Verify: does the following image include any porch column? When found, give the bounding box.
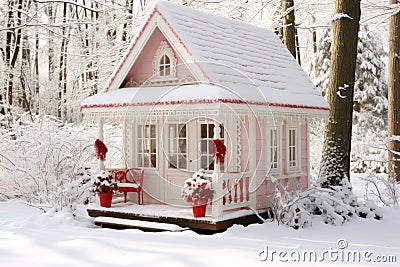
[212,120,223,218]
[249,115,257,209]
[98,117,105,170]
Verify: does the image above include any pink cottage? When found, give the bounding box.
[81,0,329,231]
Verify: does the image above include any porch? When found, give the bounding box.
[88,167,260,231]
[87,200,267,232]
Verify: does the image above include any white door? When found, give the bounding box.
[163,122,193,206]
[163,120,225,206]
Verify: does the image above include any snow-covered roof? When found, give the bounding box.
[81,84,327,112]
[81,0,329,112]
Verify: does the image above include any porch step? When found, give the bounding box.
[94,216,189,232]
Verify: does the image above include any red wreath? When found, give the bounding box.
[94,139,108,161]
[210,139,227,164]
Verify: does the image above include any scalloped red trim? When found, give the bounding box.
[81,98,329,111]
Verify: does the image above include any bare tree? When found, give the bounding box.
[388,0,400,182]
[319,0,361,187]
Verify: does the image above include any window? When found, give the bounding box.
[159,54,171,77]
[200,123,224,171]
[153,41,176,80]
[168,124,187,169]
[268,127,280,171]
[137,124,157,168]
[287,127,298,170]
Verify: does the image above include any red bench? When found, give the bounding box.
[114,168,144,205]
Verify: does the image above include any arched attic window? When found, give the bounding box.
[159,54,171,77]
[153,41,177,80]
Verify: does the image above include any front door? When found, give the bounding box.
[163,120,224,206]
[163,122,192,206]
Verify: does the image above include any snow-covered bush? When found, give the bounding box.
[0,114,96,212]
[362,174,399,206]
[271,176,382,229]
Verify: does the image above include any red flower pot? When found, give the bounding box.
[192,203,207,217]
[98,192,113,208]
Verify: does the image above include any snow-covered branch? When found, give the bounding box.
[33,0,102,12]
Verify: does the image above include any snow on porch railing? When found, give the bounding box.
[211,172,252,218]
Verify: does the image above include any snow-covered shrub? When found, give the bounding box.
[68,165,95,208]
[0,114,96,212]
[271,176,382,229]
[362,174,399,207]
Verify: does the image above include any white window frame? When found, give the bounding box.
[199,122,225,171]
[137,124,157,169]
[167,123,188,170]
[266,125,281,173]
[286,125,300,172]
[153,41,177,80]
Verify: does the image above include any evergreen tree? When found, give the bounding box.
[309,26,388,119]
[310,26,388,174]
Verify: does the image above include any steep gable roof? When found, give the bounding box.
[82,0,329,111]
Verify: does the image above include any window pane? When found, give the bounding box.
[144,140,150,153]
[179,139,186,153]
[178,155,187,169]
[179,124,186,137]
[143,154,150,167]
[151,154,157,168]
[208,157,214,170]
[165,55,170,64]
[208,124,214,138]
[144,125,150,138]
[201,156,208,169]
[138,141,143,153]
[165,67,170,76]
[201,124,207,138]
[150,125,156,138]
[200,140,208,153]
[151,140,157,153]
[169,155,177,169]
[170,139,177,153]
[169,125,176,137]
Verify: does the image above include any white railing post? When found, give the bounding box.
[212,120,223,218]
[98,117,105,170]
[249,116,257,209]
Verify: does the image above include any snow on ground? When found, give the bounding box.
[0,175,399,267]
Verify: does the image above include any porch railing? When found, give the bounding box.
[211,172,252,218]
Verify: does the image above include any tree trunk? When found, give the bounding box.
[122,0,134,42]
[295,26,301,65]
[45,4,56,82]
[58,2,69,120]
[281,0,296,59]
[319,0,361,187]
[4,0,24,113]
[388,0,400,182]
